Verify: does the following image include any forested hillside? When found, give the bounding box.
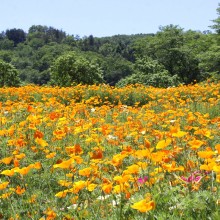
[0,4,220,87]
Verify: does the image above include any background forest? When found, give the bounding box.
[0,4,220,87]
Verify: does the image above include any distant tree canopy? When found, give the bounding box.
[0,59,20,87]
[133,25,202,84]
[26,25,67,50]
[116,57,180,87]
[210,3,220,34]
[5,28,26,46]
[50,52,104,86]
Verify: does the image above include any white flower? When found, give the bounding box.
[91,108,96,113]
[170,120,176,123]
[67,204,78,210]
[169,203,181,211]
[140,130,146,135]
[107,135,118,140]
[97,195,111,200]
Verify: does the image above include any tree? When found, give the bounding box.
[27,25,66,45]
[99,43,116,56]
[102,55,134,85]
[78,35,100,51]
[210,3,220,34]
[182,30,220,81]
[0,38,14,50]
[116,57,180,88]
[6,28,26,46]
[133,25,201,83]
[197,44,220,80]
[0,60,20,87]
[50,52,103,86]
[0,50,13,62]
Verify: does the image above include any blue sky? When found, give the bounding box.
[0,0,219,37]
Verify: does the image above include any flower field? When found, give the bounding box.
[0,83,220,219]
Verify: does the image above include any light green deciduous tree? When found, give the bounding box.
[50,52,103,86]
[0,60,20,87]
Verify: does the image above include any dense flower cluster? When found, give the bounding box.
[0,82,219,219]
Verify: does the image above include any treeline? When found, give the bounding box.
[0,5,220,87]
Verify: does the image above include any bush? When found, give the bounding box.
[0,59,20,87]
[116,57,181,87]
[50,52,104,86]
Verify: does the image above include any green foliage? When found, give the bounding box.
[133,25,201,84]
[5,28,26,46]
[19,68,50,85]
[116,57,181,87]
[0,50,13,62]
[0,59,20,87]
[50,52,104,86]
[102,55,134,85]
[0,38,14,50]
[27,25,66,44]
[210,3,220,34]
[99,43,117,56]
[134,56,166,73]
[197,44,220,78]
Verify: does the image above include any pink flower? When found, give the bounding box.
[181,175,202,183]
[137,176,148,184]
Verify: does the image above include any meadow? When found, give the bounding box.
[0,82,220,220]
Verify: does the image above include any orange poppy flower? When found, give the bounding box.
[0,192,12,199]
[53,129,66,140]
[34,130,44,139]
[200,161,216,171]
[90,148,103,159]
[49,112,60,120]
[1,156,13,165]
[74,144,83,154]
[113,183,130,194]
[46,152,56,159]
[43,208,57,220]
[124,164,139,175]
[213,165,220,173]
[15,186,25,195]
[15,153,26,160]
[13,158,19,167]
[156,139,172,150]
[215,144,220,154]
[35,138,48,147]
[1,169,15,177]
[131,199,155,213]
[162,161,185,172]
[27,105,33,112]
[66,144,83,155]
[0,181,9,190]
[14,167,31,175]
[198,150,215,159]
[79,167,92,177]
[70,180,86,194]
[188,139,204,150]
[53,158,74,169]
[55,190,67,198]
[28,162,41,169]
[102,183,113,194]
[194,129,212,138]
[172,130,187,138]
[111,154,127,167]
[87,183,97,192]
[114,174,132,184]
